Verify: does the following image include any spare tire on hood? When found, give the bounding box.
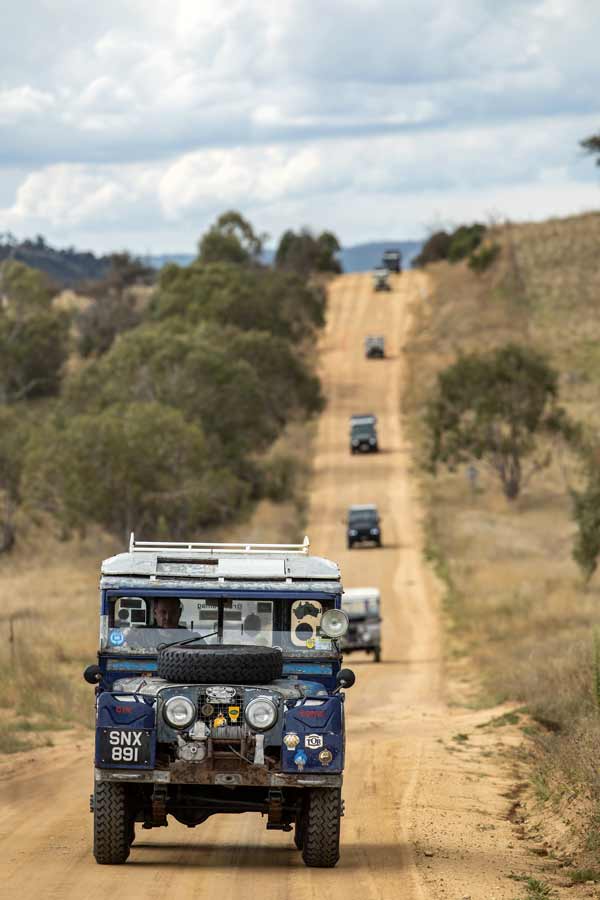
[157,643,283,684]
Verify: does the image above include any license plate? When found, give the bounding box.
[97,728,153,766]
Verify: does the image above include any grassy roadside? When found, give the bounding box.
[403,212,600,864]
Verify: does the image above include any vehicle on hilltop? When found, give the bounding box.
[346,505,382,549]
[85,535,355,868]
[341,588,382,663]
[381,249,402,273]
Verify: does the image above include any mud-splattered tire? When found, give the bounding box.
[157,644,283,684]
[301,788,342,868]
[93,782,133,865]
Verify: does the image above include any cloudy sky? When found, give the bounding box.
[1,0,599,252]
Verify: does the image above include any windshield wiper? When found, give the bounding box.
[157,631,218,652]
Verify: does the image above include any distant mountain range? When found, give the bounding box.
[144,240,423,274]
[0,237,423,287]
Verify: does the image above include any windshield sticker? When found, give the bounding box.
[314,638,333,650]
[109,629,125,647]
[291,599,323,648]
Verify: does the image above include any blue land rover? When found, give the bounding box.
[85,535,354,868]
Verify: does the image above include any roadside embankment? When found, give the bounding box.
[403,211,600,877]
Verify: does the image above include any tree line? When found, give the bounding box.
[0,212,341,550]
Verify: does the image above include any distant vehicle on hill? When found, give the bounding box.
[381,249,402,273]
[365,336,385,359]
[372,267,391,292]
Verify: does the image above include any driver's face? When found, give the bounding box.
[154,598,181,628]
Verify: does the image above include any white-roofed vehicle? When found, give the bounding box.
[372,267,391,292]
[83,534,356,868]
[381,249,402,274]
[364,335,385,359]
[341,588,381,663]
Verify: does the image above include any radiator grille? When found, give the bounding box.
[197,689,244,739]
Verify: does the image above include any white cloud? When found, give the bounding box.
[0,0,598,249]
[3,166,147,229]
[0,86,55,124]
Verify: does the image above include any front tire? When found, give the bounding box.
[301,787,342,868]
[294,813,305,850]
[94,781,134,865]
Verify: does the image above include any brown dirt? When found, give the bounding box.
[0,272,559,899]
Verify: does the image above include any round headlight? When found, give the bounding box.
[245,696,277,731]
[321,608,349,638]
[163,695,196,729]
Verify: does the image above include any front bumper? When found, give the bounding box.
[95,766,342,788]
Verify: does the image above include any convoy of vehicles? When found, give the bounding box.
[341,588,382,663]
[84,276,392,870]
[86,535,355,869]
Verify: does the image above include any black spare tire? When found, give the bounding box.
[157,644,283,684]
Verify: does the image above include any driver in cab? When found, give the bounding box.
[153,597,184,628]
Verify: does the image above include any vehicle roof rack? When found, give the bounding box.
[128,533,311,556]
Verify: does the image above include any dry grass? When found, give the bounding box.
[404,210,600,861]
[0,528,118,751]
[0,417,314,753]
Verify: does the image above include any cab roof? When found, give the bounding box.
[100,534,341,593]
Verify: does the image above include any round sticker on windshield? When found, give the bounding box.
[109,629,125,646]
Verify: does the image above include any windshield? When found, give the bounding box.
[349,512,378,525]
[103,594,338,656]
[351,424,375,437]
[342,594,379,618]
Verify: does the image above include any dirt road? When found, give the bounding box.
[0,273,530,900]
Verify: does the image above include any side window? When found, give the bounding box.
[113,597,148,627]
[290,599,323,647]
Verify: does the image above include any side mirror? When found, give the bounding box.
[336,668,356,691]
[83,664,102,685]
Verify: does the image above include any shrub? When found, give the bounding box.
[412,231,452,267]
[426,344,569,500]
[0,260,70,401]
[275,228,342,276]
[447,223,486,263]
[468,242,501,273]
